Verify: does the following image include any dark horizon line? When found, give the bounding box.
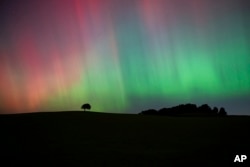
[0,110,250,117]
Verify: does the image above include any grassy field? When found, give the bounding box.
[0,111,249,166]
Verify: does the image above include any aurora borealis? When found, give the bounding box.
[0,0,250,114]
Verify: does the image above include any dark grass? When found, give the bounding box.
[0,111,249,166]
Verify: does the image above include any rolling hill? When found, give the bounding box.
[0,111,249,166]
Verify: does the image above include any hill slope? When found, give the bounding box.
[0,111,249,166]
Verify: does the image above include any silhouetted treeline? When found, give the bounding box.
[139,104,227,116]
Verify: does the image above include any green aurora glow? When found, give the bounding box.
[0,0,249,114]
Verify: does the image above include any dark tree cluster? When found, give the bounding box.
[139,104,227,116]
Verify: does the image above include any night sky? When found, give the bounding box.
[0,0,250,115]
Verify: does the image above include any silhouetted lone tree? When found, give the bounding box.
[81,103,91,111]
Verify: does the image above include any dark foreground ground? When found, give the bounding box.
[0,111,249,167]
